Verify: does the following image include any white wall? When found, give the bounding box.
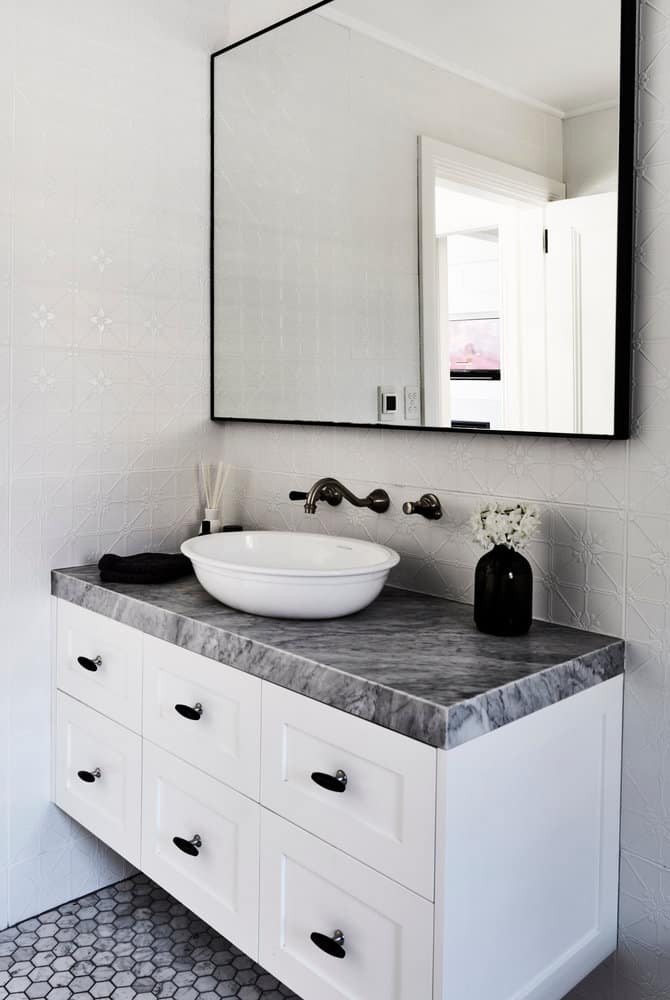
[563,106,619,197]
[214,7,563,425]
[220,2,670,998]
[0,0,228,927]
[0,4,665,999]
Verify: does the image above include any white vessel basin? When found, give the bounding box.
[181,531,400,619]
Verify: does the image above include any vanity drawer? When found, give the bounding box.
[141,741,260,959]
[55,692,141,866]
[259,811,433,1000]
[260,684,437,899]
[56,600,143,732]
[143,635,261,799]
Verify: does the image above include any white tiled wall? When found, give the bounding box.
[220,1,670,997]
[213,10,563,425]
[0,0,228,927]
[1,1,668,997]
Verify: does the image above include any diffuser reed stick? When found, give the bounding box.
[200,462,230,533]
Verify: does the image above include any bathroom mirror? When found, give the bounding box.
[211,0,635,438]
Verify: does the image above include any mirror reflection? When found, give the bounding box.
[213,0,626,435]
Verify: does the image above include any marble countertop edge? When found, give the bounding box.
[444,640,624,749]
[51,569,448,741]
[51,568,624,751]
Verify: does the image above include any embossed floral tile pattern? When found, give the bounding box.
[1,0,670,993]
[0,0,225,930]
[217,0,670,995]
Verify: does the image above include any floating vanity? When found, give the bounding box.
[51,567,624,1000]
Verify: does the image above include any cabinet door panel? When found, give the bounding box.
[55,692,141,865]
[142,742,260,959]
[261,682,436,899]
[259,811,433,1000]
[57,600,143,732]
[143,635,261,799]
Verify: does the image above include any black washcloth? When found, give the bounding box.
[98,552,194,585]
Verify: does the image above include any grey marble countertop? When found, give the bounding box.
[52,566,624,750]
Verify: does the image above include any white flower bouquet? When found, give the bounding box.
[470,501,539,552]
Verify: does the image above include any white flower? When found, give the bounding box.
[470,501,539,552]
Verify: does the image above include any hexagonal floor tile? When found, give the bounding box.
[0,875,301,999]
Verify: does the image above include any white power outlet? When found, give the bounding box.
[404,386,420,420]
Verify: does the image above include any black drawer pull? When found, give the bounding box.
[174,702,203,721]
[173,834,202,857]
[311,769,348,793]
[311,930,346,959]
[77,655,102,672]
[77,768,101,783]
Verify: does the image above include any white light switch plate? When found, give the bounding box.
[378,386,400,421]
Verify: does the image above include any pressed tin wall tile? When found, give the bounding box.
[219,0,670,996]
[0,0,228,929]
[0,4,669,1000]
[616,851,670,999]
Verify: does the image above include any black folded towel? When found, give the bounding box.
[98,552,194,585]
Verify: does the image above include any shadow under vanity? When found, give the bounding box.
[51,567,624,1000]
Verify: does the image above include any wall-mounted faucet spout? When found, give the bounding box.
[290,478,390,515]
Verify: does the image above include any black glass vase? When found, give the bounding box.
[474,544,533,636]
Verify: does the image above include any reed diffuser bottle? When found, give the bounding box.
[199,462,230,534]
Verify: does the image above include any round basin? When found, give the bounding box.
[181,531,400,619]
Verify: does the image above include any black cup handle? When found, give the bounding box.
[173,835,202,857]
[311,769,348,793]
[77,655,102,672]
[310,930,346,959]
[174,703,203,721]
[78,768,101,783]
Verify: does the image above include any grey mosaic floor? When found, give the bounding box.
[0,874,301,999]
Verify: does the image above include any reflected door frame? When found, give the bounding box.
[418,137,565,428]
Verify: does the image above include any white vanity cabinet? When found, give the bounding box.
[55,691,142,866]
[260,681,437,899]
[259,811,434,1000]
[52,597,623,1000]
[56,599,143,732]
[141,740,261,958]
[142,634,261,798]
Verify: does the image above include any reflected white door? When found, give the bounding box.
[544,192,618,434]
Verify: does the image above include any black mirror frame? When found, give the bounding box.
[210,0,637,441]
